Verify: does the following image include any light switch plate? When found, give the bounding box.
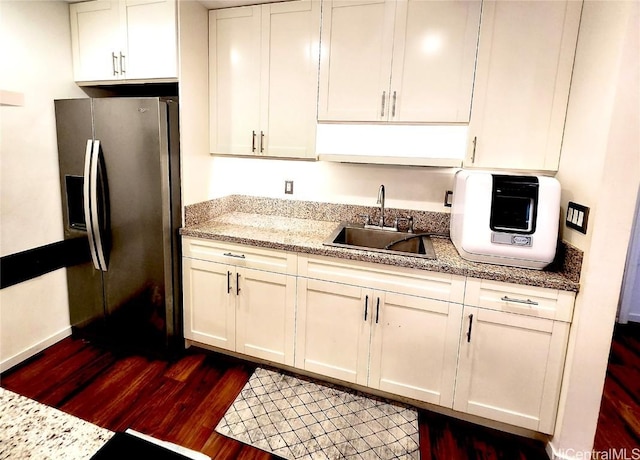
[566,201,589,234]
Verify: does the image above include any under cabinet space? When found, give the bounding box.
[209,1,320,158]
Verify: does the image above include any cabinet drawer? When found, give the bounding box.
[464,278,575,322]
[298,254,465,304]
[182,237,297,275]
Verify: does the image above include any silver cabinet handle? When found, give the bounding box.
[119,51,126,75]
[252,131,256,152]
[236,272,241,295]
[381,91,386,117]
[112,52,119,76]
[223,252,245,259]
[364,295,369,321]
[391,91,397,118]
[471,136,477,163]
[467,313,474,342]
[501,296,539,306]
[260,131,265,153]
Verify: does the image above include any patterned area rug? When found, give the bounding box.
[215,368,419,459]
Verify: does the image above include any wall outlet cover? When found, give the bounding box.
[284,180,294,195]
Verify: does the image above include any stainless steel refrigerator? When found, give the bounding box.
[54,97,182,356]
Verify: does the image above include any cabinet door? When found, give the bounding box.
[466,0,581,171]
[123,0,177,80]
[260,1,320,158]
[390,0,481,122]
[70,0,122,82]
[295,279,371,386]
[235,268,296,366]
[209,7,261,154]
[453,307,569,433]
[317,0,396,121]
[368,292,462,407]
[182,258,235,351]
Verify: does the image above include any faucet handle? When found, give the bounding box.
[396,216,414,233]
[358,214,371,226]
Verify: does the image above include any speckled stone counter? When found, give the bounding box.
[0,387,113,459]
[181,196,581,292]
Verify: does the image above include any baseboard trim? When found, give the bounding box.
[0,327,72,373]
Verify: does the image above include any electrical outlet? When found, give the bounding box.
[284,180,294,195]
[566,201,589,234]
[444,190,453,207]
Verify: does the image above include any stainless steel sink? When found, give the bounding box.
[323,224,436,259]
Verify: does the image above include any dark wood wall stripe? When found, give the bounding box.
[0,238,91,289]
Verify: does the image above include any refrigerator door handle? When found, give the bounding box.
[83,139,101,271]
[83,139,107,271]
[90,140,108,271]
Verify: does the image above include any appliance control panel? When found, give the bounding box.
[491,232,533,247]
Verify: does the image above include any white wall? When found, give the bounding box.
[0,1,85,371]
[207,157,457,212]
[549,1,640,458]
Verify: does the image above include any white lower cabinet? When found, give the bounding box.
[182,239,576,434]
[182,238,296,366]
[453,279,574,434]
[295,256,465,408]
[368,291,462,407]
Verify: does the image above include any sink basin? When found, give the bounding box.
[323,224,436,259]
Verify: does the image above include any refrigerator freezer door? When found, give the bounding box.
[92,98,174,350]
[54,99,105,330]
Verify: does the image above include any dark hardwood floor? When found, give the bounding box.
[594,321,640,451]
[1,337,550,459]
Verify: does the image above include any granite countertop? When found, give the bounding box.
[180,210,580,292]
[0,387,113,459]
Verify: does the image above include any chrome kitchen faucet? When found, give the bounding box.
[377,184,385,227]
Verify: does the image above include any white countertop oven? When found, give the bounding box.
[450,170,561,270]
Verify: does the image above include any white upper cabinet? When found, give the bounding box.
[318,0,481,123]
[69,1,122,82]
[466,0,582,171]
[123,0,178,80]
[69,0,177,83]
[209,1,321,158]
[209,6,262,155]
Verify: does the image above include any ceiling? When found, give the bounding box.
[196,0,282,9]
[64,0,284,9]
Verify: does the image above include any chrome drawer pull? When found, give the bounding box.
[501,296,539,306]
[223,252,246,259]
